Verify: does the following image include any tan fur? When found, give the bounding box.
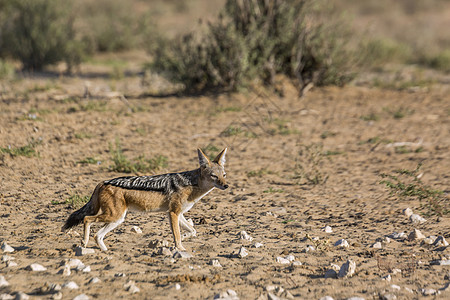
[75,148,228,251]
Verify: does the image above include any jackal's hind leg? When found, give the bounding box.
[94,210,127,251]
[179,214,196,240]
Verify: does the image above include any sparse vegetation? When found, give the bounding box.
[109,139,168,174]
[263,187,284,193]
[65,193,90,208]
[294,143,329,185]
[150,0,356,94]
[78,157,101,165]
[1,139,41,157]
[247,168,275,178]
[380,163,448,216]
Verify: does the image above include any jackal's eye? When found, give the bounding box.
[223,173,227,178]
[211,174,218,180]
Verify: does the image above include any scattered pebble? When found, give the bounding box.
[81,265,91,272]
[372,242,382,249]
[433,236,448,247]
[88,277,101,284]
[75,247,95,256]
[114,273,126,277]
[423,236,437,245]
[390,285,401,291]
[389,232,406,240]
[408,229,425,241]
[124,280,140,294]
[431,259,450,266]
[338,260,356,278]
[58,264,71,276]
[148,239,169,249]
[253,242,264,248]
[240,231,253,241]
[392,268,402,275]
[237,247,248,258]
[421,288,440,296]
[73,294,89,300]
[381,293,396,300]
[27,263,47,272]
[410,214,426,224]
[303,245,316,253]
[130,226,142,234]
[65,258,84,269]
[14,292,29,300]
[0,276,9,287]
[276,256,291,264]
[292,261,302,266]
[214,289,239,300]
[382,274,391,281]
[174,283,181,290]
[173,251,193,259]
[62,281,79,290]
[319,297,334,300]
[1,255,14,262]
[210,259,222,267]
[334,239,349,248]
[403,207,413,217]
[6,261,17,268]
[324,264,340,279]
[1,242,14,253]
[323,226,333,233]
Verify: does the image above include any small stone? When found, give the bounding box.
[6,261,17,268]
[421,288,439,296]
[381,294,396,300]
[431,259,450,265]
[390,285,401,291]
[240,231,253,241]
[2,255,14,262]
[88,277,101,284]
[391,268,402,275]
[81,265,91,272]
[174,283,181,290]
[270,207,287,214]
[14,292,29,300]
[433,236,449,247]
[285,254,295,262]
[276,256,290,264]
[323,226,333,233]
[382,274,391,281]
[372,242,382,249]
[324,269,338,279]
[62,281,79,289]
[51,292,62,300]
[389,232,406,240]
[114,273,126,277]
[1,242,14,253]
[27,263,47,272]
[124,281,140,294]
[173,251,193,259]
[383,237,391,243]
[130,226,142,234]
[210,259,222,267]
[73,294,89,300]
[408,229,425,241]
[237,247,248,258]
[253,242,263,248]
[320,297,334,300]
[334,239,349,248]
[65,258,83,269]
[303,245,316,252]
[58,264,71,276]
[0,294,14,300]
[292,261,302,266]
[338,260,356,278]
[148,239,169,249]
[75,247,95,256]
[404,287,414,294]
[0,276,9,287]
[423,236,437,244]
[403,208,413,217]
[159,247,173,256]
[410,214,426,224]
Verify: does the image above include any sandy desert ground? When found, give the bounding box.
[0,60,449,300]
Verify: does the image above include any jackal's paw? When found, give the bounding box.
[175,244,186,251]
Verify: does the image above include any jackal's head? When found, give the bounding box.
[197,148,228,190]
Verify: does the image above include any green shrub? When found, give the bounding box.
[0,0,85,71]
[150,0,356,93]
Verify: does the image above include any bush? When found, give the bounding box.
[0,0,85,71]
[150,0,356,93]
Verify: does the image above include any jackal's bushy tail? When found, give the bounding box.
[61,184,100,231]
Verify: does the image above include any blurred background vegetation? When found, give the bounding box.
[0,0,449,93]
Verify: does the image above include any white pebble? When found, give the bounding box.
[253,242,263,248]
[408,229,425,240]
[237,247,248,258]
[239,231,253,241]
[403,208,413,217]
[421,288,439,296]
[173,251,193,259]
[410,214,426,224]
[174,283,181,290]
[323,226,333,233]
[81,265,91,272]
[303,245,316,252]
[276,257,291,264]
[334,239,349,248]
[372,242,382,249]
[27,263,47,272]
[1,255,14,262]
[0,276,9,287]
[1,242,14,253]
[131,226,142,234]
[73,294,89,300]
[382,274,391,281]
[59,264,71,276]
[390,284,401,291]
[6,261,17,268]
[88,277,101,284]
[338,260,356,278]
[210,259,222,267]
[62,281,79,289]
[389,232,406,240]
[65,258,83,268]
[320,297,334,300]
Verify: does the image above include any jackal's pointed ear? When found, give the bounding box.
[213,148,227,166]
[197,148,211,167]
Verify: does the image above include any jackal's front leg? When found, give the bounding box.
[168,211,185,251]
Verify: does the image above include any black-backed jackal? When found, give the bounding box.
[62,148,228,251]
